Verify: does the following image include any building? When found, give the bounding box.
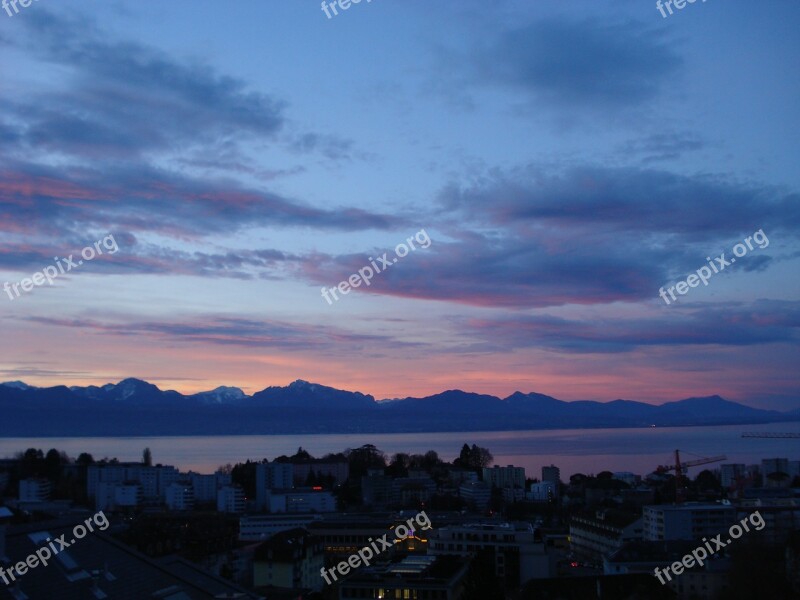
[643,503,736,541]
[266,488,336,513]
[362,471,392,507]
[307,515,411,564]
[502,488,526,503]
[542,465,561,484]
[569,510,643,563]
[95,482,143,511]
[18,478,52,503]
[459,481,491,510]
[165,482,195,511]
[735,500,800,545]
[255,462,294,510]
[527,481,558,503]
[253,527,324,592]
[338,555,468,600]
[217,485,246,514]
[391,476,437,507]
[447,469,478,485]
[483,465,525,489]
[720,464,747,489]
[429,522,552,586]
[762,458,791,486]
[190,471,232,503]
[0,516,262,599]
[239,514,323,542]
[87,463,181,500]
[604,540,732,599]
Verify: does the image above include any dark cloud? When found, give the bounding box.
[294,165,796,308]
[23,315,412,352]
[5,10,284,159]
[470,18,681,109]
[298,234,671,308]
[0,159,402,243]
[289,133,357,161]
[621,132,706,163]
[440,166,800,241]
[459,300,800,353]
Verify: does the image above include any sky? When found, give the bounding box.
[0,0,798,409]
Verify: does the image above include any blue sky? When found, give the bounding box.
[1,0,798,408]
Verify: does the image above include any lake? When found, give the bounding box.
[1,422,798,477]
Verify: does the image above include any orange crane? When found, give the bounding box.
[742,432,800,438]
[656,450,726,503]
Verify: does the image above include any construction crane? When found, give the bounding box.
[742,432,800,438]
[655,450,727,504]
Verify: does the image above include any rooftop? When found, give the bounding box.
[0,518,261,599]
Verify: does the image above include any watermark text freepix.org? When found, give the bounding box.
[321,229,431,305]
[4,234,119,301]
[321,0,372,20]
[659,229,768,305]
[656,0,708,19]
[320,510,431,585]
[3,0,40,18]
[653,510,764,585]
[0,510,110,586]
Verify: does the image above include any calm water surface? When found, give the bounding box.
[2,422,798,477]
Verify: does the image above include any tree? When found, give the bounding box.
[458,444,471,466]
[77,453,95,466]
[423,450,442,470]
[142,447,152,466]
[344,444,386,480]
[386,453,411,478]
[294,447,312,461]
[694,469,721,492]
[469,444,493,469]
[44,449,63,481]
[18,448,44,478]
[454,444,493,471]
[231,460,258,497]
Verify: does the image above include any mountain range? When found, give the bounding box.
[0,378,797,436]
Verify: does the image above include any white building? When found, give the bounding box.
[217,485,246,514]
[19,478,52,503]
[88,463,181,500]
[95,482,143,511]
[165,482,195,511]
[256,462,294,510]
[569,511,643,563]
[190,471,233,503]
[482,465,526,489]
[643,503,736,541]
[527,481,558,502]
